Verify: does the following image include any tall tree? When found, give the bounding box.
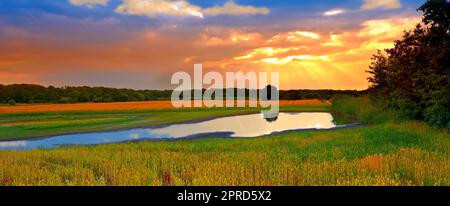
[367,0,449,127]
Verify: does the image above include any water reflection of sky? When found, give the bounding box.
[152,112,336,138]
[0,112,337,150]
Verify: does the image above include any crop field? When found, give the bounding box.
[0,100,325,114]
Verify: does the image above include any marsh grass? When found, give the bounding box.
[331,96,398,124]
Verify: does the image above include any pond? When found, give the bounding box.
[0,112,350,150]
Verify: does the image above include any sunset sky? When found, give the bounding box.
[0,0,425,90]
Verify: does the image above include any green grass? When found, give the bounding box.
[0,99,448,186]
[0,120,448,186]
[331,96,398,124]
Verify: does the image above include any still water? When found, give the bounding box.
[0,112,342,150]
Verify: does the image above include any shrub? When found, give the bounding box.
[58,97,74,104]
[331,96,397,124]
[7,99,16,106]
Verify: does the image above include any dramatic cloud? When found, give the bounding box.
[236,17,418,64]
[114,0,269,18]
[323,9,345,16]
[4,1,424,89]
[203,1,270,16]
[294,31,320,39]
[69,0,109,8]
[0,15,419,89]
[266,31,320,44]
[358,17,419,38]
[197,28,262,46]
[222,16,419,89]
[361,0,401,10]
[115,0,204,18]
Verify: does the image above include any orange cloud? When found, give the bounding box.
[0,13,420,90]
[215,16,420,89]
[197,28,262,46]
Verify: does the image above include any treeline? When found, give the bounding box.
[0,84,364,104]
[366,0,449,127]
[279,89,366,100]
[0,84,172,104]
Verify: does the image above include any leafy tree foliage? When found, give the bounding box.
[367,0,449,127]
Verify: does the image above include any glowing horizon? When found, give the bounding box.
[0,0,423,90]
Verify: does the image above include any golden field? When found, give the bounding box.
[0,100,325,114]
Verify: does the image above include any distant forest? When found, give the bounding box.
[0,84,365,104]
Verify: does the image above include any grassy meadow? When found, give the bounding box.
[0,98,448,186]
